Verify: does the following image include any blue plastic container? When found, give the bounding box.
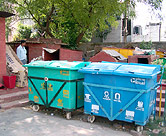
[79,62,160,126]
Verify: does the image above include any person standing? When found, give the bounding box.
[16,40,27,65]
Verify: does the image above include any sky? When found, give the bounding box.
[133,0,166,39]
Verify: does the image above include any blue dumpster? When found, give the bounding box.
[79,62,160,126]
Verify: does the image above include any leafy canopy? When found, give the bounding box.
[0,0,163,48]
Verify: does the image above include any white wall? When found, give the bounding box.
[103,20,122,43]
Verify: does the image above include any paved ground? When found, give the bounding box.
[0,107,132,136]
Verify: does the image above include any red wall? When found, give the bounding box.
[59,48,83,61]
[28,43,60,61]
[14,43,61,62]
[0,17,6,82]
[89,51,117,62]
[128,55,152,64]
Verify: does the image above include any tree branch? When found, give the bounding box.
[45,4,55,37]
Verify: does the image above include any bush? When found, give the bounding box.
[18,24,32,39]
[139,40,152,49]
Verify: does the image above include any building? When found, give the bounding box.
[7,38,65,63]
[94,2,166,43]
[0,11,14,83]
[103,18,133,43]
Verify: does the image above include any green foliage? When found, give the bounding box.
[18,24,32,39]
[0,0,163,48]
[147,0,163,10]
[0,0,127,48]
[139,40,153,49]
[13,24,32,40]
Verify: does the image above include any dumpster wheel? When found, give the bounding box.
[88,115,95,123]
[136,125,143,132]
[66,112,72,120]
[32,105,40,112]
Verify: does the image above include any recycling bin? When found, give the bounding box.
[79,62,160,126]
[24,61,90,119]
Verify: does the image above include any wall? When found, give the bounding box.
[103,19,133,43]
[103,20,122,43]
[28,43,61,62]
[78,42,166,61]
[89,51,117,62]
[43,48,83,61]
[13,43,61,62]
[59,48,83,61]
[0,17,6,82]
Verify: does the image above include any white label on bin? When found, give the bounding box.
[114,93,121,103]
[91,104,99,114]
[103,91,110,100]
[125,110,135,120]
[136,101,144,111]
[85,94,91,102]
[130,78,145,85]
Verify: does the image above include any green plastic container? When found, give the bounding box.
[152,58,166,79]
[24,61,90,116]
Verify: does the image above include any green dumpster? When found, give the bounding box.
[152,58,166,79]
[24,61,90,119]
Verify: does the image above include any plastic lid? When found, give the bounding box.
[24,61,90,70]
[79,62,160,78]
[78,63,121,74]
[24,61,54,67]
[114,65,159,78]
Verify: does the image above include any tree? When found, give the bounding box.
[13,23,32,40]
[0,0,163,48]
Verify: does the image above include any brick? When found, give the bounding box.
[0,86,29,110]
[0,17,6,83]
[0,86,28,95]
[128,55,156,64]
[59,48,82,61]
[11,40,61,62]
[0,91,28,104]
[0,98,29,110]
[89,51,117,62]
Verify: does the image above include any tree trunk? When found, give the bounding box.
[45,28,55,38]
[76,32,85,45]
[123,17,128,43]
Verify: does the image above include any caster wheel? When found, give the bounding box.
[136,126,143,132]
[66,112,72,120]
[30,104,33,109]
[32,105,40,112]
[149,115,154,122]
[88,115,95,123]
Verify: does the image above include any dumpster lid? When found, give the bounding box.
[48,61,89,70]
[78,63,121,74]
[24,61,54,67]
[113,64,160,78]
[79,62,160,78]
[24,61,90,70]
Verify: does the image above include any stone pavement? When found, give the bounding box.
[0,107,132,136]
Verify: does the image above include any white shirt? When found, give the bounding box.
[16,45,27,60]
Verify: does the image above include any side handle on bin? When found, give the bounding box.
[128,71,134,74]
[154,83,160,90]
